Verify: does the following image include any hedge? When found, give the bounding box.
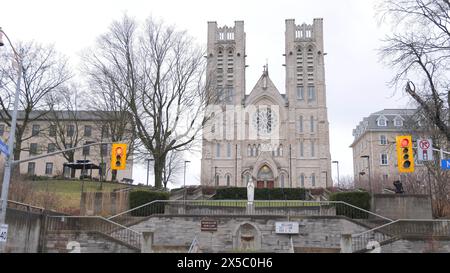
[129,190,170,216]
[213,187,306,200]
[329,191,371,219]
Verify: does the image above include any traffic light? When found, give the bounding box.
[111,143,127,170]
[396,136,414,173]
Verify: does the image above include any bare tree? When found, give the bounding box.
[44,84,86,178]
[162,150,184,189]
[378,0,450,144]
[0,41,71,176]
[83,15,215,188]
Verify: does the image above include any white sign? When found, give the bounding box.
[275,222,299,234]
[0,224,8,243]
[418,139,433,161]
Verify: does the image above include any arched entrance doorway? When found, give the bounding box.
[257,165,274,189]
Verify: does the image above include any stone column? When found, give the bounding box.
[141,232,154,253]
[340,234,352,253]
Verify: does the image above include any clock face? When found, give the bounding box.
[252,107,278,136]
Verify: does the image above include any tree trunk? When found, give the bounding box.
[153,158,165,189]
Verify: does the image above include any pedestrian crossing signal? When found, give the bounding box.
[111,143,127,170]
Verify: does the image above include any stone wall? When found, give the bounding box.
[129,215,369,253]
[4,208,43,253]
[373,194,432,219]
[44,231,138,253]
[381,238,450,253]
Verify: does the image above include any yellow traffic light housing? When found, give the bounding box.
[396,136,415,173]
[111,143,127,170]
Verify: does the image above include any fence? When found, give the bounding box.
[107,200,393,227]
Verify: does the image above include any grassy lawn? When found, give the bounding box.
[30,180,147,210]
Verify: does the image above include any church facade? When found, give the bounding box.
[201,19,332,189]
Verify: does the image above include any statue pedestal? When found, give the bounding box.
[246,203,254,215]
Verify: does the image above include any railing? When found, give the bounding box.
[7,200,46,214]
[107,200,393,227]
[188,236,200,253]
[45,216,142,250]
[352,219,450,252]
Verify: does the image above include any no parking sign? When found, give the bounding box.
[418,139,433,161]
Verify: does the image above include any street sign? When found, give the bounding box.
[275,222,299,234]
[0,139,9,157]
[418,139,433,161]
[441,160,450,170]
[0,224,8,243]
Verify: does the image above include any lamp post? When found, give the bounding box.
[361,155,374,210]
[332,161,340,188]
[183,161,191,203]
[0,27,23,252]
[146,158,154,187]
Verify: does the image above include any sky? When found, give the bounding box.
[1,0,414,188]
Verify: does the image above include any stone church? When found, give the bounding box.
[201,19,332,189]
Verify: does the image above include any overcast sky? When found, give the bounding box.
[1,0,414,188]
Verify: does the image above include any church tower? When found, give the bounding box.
[285,19,332,188]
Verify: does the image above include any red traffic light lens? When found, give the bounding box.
[116,147,123,156]
[401,139,409,148]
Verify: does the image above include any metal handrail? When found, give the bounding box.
[353,219,450,237]
[107,199,394,223]
[188,236,199,253]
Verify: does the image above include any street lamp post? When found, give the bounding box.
[183,161,191,203]
[361,155,374,210]
[332,161,340,188]
[146,158,154,187]
[0,28,23,252]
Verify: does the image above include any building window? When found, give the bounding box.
[394,117,403,127]
[278,145,283,157]
[280,174,285,188]
[381,154,388,165]
[227,143,232,158]
[30,143,38,155]
[247,145,252,157]
[377,117,387,127]
[101,144,108,157]
[47,143,56,153]
[84,125,92,137]
[83,142,92,156]
[63,166,71,178]
[0,124,4,137]
[101,125,109,138]
[308,86,316,101]
[298,116,304,133]
[49,125,56,137]
[32,124,40,136]
[215,175,219,186]
[311,140,315,157]
[297,86,304,100]
[299,141,304,158]
[311,173,316,187]
[67,124,75,137]
[27,162,36,176]
[310,116,314,133]
[300,174,305,188]
[216,143,221,158]
[380,135,387,145]
[45,162,53,175]
[226,174,231,187]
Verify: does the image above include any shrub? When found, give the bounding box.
[329,191,371,219]
[213,187,306,200]
[129,190,169,216]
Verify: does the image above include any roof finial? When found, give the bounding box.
[263,59,269,76]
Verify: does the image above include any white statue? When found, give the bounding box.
[247,179,255,205]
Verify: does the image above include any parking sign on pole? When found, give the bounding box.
[418,139,433,161]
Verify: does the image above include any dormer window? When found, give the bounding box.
[377,116,387,127]
[394,116,403,127]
